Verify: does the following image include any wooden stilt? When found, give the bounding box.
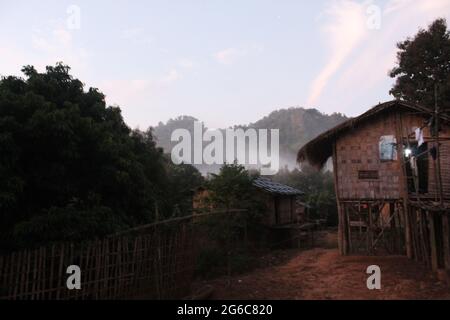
[428,211,439,272]
[441,213,450,272]
[368,205,373,253]
[345,205,352,254]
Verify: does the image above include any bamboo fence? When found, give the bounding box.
[0,221,195,300]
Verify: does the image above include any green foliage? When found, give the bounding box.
[273,165,337,226]
[206,162,266,229]
[193,163,265,278]
[12,205,121,248]
[0,63,203,250]
[164,160,204,216]
[390,18,450,113]
[199,162,264,239]
[207,162,258,209]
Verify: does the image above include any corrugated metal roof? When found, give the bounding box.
[253,177,303,196]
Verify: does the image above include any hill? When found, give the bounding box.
[153,108,348,173]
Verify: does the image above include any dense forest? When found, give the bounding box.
[0,64,203,251]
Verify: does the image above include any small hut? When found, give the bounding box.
[252,177,305,226]
[252,177,314,248]
[192,177,311,248]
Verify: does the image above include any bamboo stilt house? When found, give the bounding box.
[297,100,450,275]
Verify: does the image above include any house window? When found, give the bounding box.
[379,135,397,161]
[358,170,379,180]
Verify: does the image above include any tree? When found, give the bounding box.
[200,162,265,242]
[195,163,264,277]
[273,165,338,226]
[390,18,450,114]
[164,160,204,217]
[0,63,202,250]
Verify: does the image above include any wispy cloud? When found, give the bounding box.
[213,47,246,65]
[101,79,152,106]
[0,45,29,77]
[0,20,89,78]
[101,67,184,108]
[160,68,182,84]
[120,27,153,45]
[30,23,89,73]
[307,0,369,106]
[309,0,450,115]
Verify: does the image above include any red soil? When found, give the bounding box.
[196,232,450,300]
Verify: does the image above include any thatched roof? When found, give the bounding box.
[297,100,450,169]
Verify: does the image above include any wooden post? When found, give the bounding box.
[434,84,444,205]
[395,112,413,259]
[428,211,439,272]
[368,205,374,253]
[442,213,450,272]
[346,205,352,254]
[332,142,346,255]
[409,207,419,261]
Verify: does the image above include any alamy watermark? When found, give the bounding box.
[66,5,81,30]
[170,121,280,175]
[66,265,81,290]
[366,265,381,290]
[366,4,381,30]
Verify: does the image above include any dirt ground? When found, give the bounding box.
[194,231,450,300]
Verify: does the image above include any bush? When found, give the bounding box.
[12,205,124,248]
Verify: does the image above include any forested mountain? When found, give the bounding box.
[153,108,348,173]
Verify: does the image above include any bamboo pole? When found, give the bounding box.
[428,211,439,272]
[442,213,450,272]
[13,251,21,300]
[332,142,346,255]
[396,112,413,259]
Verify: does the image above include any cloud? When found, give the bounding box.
[383,0,411,15]
[160,68,182,84]
[101,79,152,107]
[0,22,89,78]
[345,0,450,91]
[101,67,183,108]
[30,24,89,73]
[178,58,194,69]
[213,48,246,65]
[310,0,450,115]
[307,0,369,106]
[120,27,153,45]
[32,27,72,53]
[0,45,29,77]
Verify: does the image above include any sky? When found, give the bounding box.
[1,0,450,130]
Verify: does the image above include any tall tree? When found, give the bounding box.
[390,18,450,113]
[0,63,202,250]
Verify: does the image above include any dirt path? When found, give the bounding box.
[196,233,450,300]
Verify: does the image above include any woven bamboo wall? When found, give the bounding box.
[335,110,450,200]
[335,111,401,199]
